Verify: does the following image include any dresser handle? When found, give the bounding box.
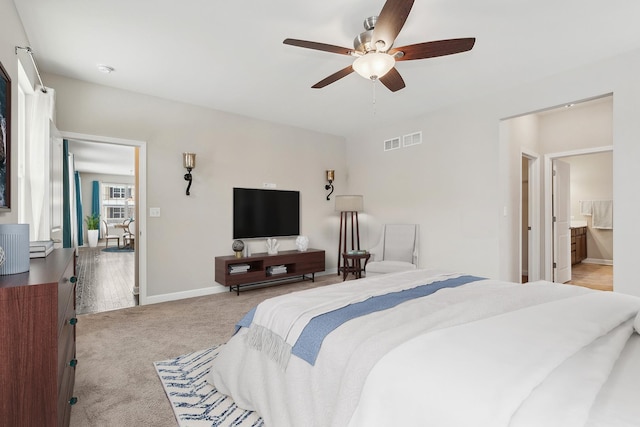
[69,359,78,368]
[70,276,77,283]
[69,397,78,406]
[69,317,78,326]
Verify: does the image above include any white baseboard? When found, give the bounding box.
[141,270,336,306]
[142,284,227,306]
[582,258,613,266]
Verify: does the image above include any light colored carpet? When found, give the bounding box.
[70,274,347,427]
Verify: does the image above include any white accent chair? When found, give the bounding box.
[366,224,419,276]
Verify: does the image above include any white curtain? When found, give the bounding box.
[67,153,77,249]
[24,85,55,241]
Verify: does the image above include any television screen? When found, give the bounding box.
[233,188,300,239]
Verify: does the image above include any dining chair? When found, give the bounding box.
[122,219,135,249]
[101,220,120,248]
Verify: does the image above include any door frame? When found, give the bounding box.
[552,159,572,283]
[521,149,541,282]
[543,145,613,281]
[60,131,148,305]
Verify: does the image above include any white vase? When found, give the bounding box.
[87,229,99,248]
[296,236,309,252]
[266,238,279,255]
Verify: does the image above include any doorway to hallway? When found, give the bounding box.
[76,245,136,314]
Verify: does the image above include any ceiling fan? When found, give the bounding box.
[283,0,475,92]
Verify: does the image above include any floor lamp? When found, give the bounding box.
[335,195,364,275]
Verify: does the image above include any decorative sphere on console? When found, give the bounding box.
[232,240,245,257]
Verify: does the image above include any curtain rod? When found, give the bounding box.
[15,46,47,93]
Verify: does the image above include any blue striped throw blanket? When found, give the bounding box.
[236,272,484,368]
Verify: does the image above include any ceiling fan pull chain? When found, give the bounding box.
[372,79,377,116]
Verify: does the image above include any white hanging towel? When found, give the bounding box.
[579,200,593,216]
[592,200,613,229]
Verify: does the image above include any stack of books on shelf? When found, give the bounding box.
[267,265,287,276]
[228,264,250,274]
[30,240,54,259]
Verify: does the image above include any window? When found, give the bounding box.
[102,183,135,222]
[110,187,126,199]
[108,207,126,219]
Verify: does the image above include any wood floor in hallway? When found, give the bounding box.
[567,262,613,292]
[76,245,137,314]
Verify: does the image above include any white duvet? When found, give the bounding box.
[207,270,640,427]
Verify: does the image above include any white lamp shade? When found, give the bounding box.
[352,53,395,80]
[335,195,364,212]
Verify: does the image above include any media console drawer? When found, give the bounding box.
[215,249,325,295]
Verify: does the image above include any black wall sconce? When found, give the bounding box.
[183,152,196,195]
[325,169,335,200]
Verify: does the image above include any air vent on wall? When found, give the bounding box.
[403,131,422,147]
[384,137,401,152]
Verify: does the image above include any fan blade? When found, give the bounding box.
[391,38,475,61]
[372,0,415,52]
[312,65,354,89]
[283,38,352,56]
[379,67,406,92]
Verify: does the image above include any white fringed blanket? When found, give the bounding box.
[207,270,640,427]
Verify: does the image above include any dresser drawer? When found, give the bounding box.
[57,357,76,427]
[0,248,77,427]
[57,258,76,332]
[57,304,76,391]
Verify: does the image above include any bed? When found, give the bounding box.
[207,269,640,426]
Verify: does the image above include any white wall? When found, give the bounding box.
[46,74,347,299]
[347,104,501,278]
[0,0,32,225]
[346,49,640,296]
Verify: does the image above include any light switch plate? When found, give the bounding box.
[149,207,161,217]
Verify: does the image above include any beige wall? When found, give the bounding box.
[504,97,614,276]
[4,1,640,297]
[563,152,613,262]
[45,74,347,299]
[539,99,614,266]
[78,172,135,243]
[538,99,612,153]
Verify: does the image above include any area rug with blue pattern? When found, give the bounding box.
[102,246,134,253]
[154,346,264,427]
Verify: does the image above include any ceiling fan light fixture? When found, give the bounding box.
[352,52,395,80]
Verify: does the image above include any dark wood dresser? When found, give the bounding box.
[0,248,78,426]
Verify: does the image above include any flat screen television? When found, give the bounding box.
[233,187,300,239]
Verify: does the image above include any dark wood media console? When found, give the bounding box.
[215,249,325,295]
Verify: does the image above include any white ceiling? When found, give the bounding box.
[67,139,135,176]
[12,0,640,140]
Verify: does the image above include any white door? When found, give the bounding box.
[553,160,571,283]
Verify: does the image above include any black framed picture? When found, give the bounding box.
[0,61,10,211]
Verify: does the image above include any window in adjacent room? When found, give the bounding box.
[102,183,135,223]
